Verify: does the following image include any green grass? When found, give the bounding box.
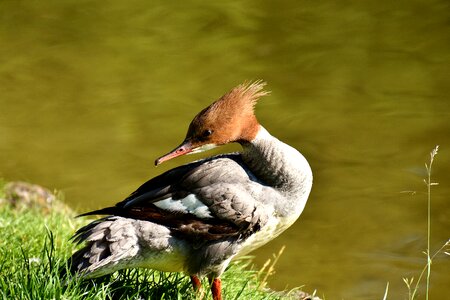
[385,146,450,300]
[402,146,449,300]
[0,186,301,300]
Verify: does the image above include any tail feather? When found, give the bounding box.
[76,206,117,218]
[65,217,140,278]
[71,218,110,244]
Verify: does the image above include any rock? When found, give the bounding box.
[1,181,71,214]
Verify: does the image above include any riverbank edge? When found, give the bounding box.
[0,180,319,300]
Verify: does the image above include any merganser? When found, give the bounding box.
[69,81,313,300]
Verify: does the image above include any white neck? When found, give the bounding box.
[241,126,313,211]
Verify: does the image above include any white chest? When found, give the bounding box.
[236,211,300,257]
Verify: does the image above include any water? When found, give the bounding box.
[1,1,449,298]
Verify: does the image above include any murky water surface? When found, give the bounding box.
[1,1,449,298]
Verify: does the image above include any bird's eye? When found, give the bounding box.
[202,129,213,137]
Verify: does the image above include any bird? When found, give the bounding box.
[68,81,313,300]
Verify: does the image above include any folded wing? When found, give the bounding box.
[78,154,270,245]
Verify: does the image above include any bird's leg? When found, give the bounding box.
[210,277,222,300]
[190,275,204,299]
[190,275,202,291]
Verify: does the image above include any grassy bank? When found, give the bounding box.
[0,182,311,300]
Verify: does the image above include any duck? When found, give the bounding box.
[69,81,313,300]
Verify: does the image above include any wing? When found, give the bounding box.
[79,153,271,244]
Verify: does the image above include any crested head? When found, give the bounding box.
[155,81,270,165]
[188,81,269,143]
[204,80,269,121]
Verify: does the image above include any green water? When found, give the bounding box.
[1,1,449,298]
